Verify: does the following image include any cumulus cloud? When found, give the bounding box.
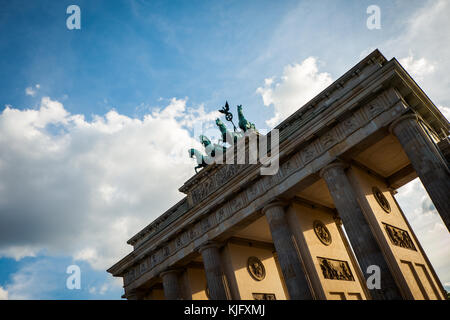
[372,0,450,112]
[437,105,450,121]
[3,259,58,299]
[2,257,121,299]
[25,84,40,97]
[0,96,218,270]
[88,283,109,295]
[399,53,435,81]
[256,57,333,127]
[0,286,8,300]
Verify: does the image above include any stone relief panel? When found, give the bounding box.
[229,191,246,213]
[253,293,276,300]
[301,143,317,164]
[276,153,301,181]
[313,220,332,246]
[191,164,246,204]
[365,100,385,119]
[246,180,262,202]
[362,88,402,121]
[320,130,338,150]
[372,186,391,213]
[340,116,359,136]
[317,257,355,281]
[247,256,266,281]
[215,206,226,223]
[383,223,417,251]
[201,216,211,233]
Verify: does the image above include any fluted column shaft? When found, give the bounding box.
[320,163,403,300]
[199,242,230,300]
[390,114,450,230]
[263,202,312,300]
[160,269,182,300]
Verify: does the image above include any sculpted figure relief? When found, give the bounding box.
[247,256,266,281]
[384,223,416,251]
[372,186,391,213]
[313,220,332,246]
[317,257,354,281]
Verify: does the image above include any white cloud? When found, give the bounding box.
[25,84,40,97]
[0,96,217,270]
[0,286,8,300]
[376,0,450,109]
[399,53,435,81]
[256,57,333,127]
[88,283,109,295]
[0,246,38,261]
[25,87,36,96]
[3,260,53,299]
[437,105,450,121]
[2,257,123,299]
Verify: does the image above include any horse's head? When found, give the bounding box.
[188,148,195,158]
[215,118,223,126]
[199,135,211,147]
[237,105,244,116]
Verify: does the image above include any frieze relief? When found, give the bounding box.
[320,131,337,149]
[383,223,416,251]
[366,100,385,118]
[363,88,402,120]
[175,234,183,249]
[201,216,211,233]
[191,164,247,204]
[343,116,358,131]
[253,293,276,300]
[317,257,354,281]
[276,153,301,181]
[301,143,317,164]
[215,206,226,223]
[246,180,262,202]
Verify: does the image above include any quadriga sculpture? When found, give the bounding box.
[215,118,243,145]
[188,103,257,173]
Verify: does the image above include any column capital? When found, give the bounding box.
[198,241,222,254]
[125,288,145,300]
[159,268,183,278]
[333,214,343,226]
[261,201,289,215]
[388,113,419,134]
[319,161,348,178]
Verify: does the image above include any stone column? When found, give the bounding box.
[320,163,403,300]
[160,269,182,300]
[390,114,450,231]
[198,242,230,300]
[263,202,312,300]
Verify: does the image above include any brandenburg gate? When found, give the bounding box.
[107,49,449,300]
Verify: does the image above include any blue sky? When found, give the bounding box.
[0,0,449,299]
